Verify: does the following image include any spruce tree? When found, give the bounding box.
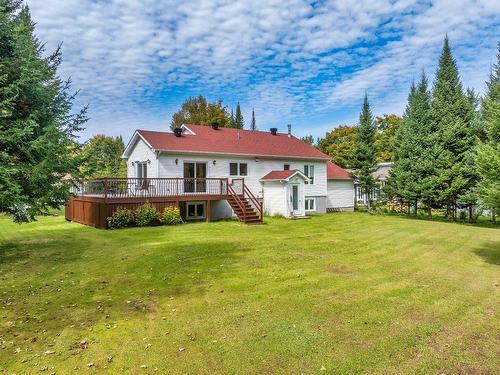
[0,1,87,222]
[250,107,256,130]
[476,43,500,221]
[234,102,244,129]
[430,36,476,218]
[350,94,377,209]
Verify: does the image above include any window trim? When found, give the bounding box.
[305,198,316,211]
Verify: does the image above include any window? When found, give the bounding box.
[239,163,248,176]
[284,164,290,170]
[230,162,247,176]
[304,164,314,184]
[305,198,315,211]
[136,162,147,179]
[230,163,238,176]
[186,202,205,219]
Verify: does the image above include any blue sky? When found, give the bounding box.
[29,0,499,141]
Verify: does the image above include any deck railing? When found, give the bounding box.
[71,177,240,200]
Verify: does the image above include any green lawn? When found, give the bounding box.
[0,213,498,374]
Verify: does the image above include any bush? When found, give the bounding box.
[107,207,133,229]
[159,206,181,225]
[134,203,158,227]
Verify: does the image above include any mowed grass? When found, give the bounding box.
[0,213,499,374]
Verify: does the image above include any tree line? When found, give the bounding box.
[342,37,499,222]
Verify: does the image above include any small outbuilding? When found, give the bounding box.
[326,161,354,211]
[260,170,308,218]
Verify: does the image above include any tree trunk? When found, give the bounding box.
[492,209,496,224]
[468,205,473,223]
[427,204,432,219]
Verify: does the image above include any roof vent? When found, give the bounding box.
[173,128,183,137]
[211,122,219,130]
[270,127,278,135]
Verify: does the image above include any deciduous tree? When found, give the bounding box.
[171,95,231,128]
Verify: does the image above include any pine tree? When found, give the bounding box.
[476,43,500,222]
[430,36,476,218]
[350,94,377,209]
[0,2,87,222]
[250,107,256,130]
[387,73,435,215]
[233,102,244,129]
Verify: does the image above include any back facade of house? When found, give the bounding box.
[121,123,354,222]
[65,123,355,227]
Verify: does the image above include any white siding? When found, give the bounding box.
[262,181,287,216]
[156,153,327,199]
[126,138,158,178]
[327,180,354,209]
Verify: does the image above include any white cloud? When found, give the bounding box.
[27,0,500,140]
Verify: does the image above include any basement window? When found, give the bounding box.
[186,202,205,220]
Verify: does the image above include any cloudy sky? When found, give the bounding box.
[28,0,499,141]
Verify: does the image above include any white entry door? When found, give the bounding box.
[291,183,301,215]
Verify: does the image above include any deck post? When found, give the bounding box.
[206,200,211,222]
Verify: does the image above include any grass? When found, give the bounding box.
[0,212,498,374]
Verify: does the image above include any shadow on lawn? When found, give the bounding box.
[473,241,500,265]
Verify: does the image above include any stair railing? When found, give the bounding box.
[228,183,246,223]
[243,184,263,221]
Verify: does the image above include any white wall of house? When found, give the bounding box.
[327,179,354,210]
[156,152,327,205]
[126,138,158,178]
[262,181,287,216]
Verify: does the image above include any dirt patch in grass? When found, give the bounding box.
[325,264,354,275]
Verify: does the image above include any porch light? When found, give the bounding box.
[213,160,216,165]
[255,157,260,162]
[175,158,178,165]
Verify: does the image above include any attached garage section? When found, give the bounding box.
[325,161,354,212]
[327,179,354,211]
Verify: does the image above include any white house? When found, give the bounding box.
[326,161,355,211]
[121,123,352,223]
[354,162,393,205]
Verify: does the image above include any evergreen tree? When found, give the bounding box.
[300,135,314,145]
[233,102,244,129]
[229,108,235,128]
[350,94,377,209]
[476,43,500,222]
[250,107,256,130]
[0,1,87,222]
[430,36,477,218]
[387,73,434,215]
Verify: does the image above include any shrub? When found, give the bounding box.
[134,203,158,227]
[159,206,181,225]
[107,207,133,229]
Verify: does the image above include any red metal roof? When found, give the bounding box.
[136,124,330,160]
[260,169,302,181]
[327,161,352,180]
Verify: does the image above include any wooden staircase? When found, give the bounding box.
[227,181,263,224]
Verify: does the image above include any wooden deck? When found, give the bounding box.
[65,177,262,228]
